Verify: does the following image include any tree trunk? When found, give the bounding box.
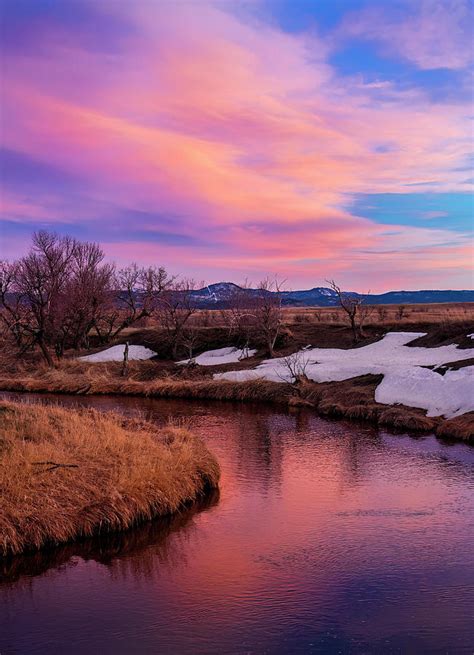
[121,341,129,377]
[171,329,182,359]
[267,336,275,358]
[350,316,359,343]
[172,342,178,359]
[38,339,54,367]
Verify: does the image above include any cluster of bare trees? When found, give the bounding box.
[1,230,380,366]
[225,278,375,350]
[225,277,284,358]
[0,231,198,365]
[0,232,114,365]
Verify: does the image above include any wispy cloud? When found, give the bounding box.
[337,0,473,71]
[0,0,472,290]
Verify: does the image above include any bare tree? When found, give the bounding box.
[225,280,258,351]
[279,350,310,384]
[0,261,27,348]
[3,231,78,365]
[254,277,285,357]
[158,279,198,359]
[99,264,173,341]
[53,241,115,356]
[326,279,371,343]
[181,324,200,361]
[396,305,407,321]
[225,277,285,357]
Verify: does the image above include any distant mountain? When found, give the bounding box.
[189,283,474,308]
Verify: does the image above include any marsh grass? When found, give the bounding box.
[435,413,474,441]
[1,369,472,441]
[0,401,220,556]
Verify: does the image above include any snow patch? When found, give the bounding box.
[214,332,474,418]
[375,366,474,418]
[467,333,474,340]
[80,344,157,363]
[178,346,257,366]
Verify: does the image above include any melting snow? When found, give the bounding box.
[467,334,474,340]
[375,366,473,418]
[80,344,157,362]
[178,346,257,366]
[214,332,474,418]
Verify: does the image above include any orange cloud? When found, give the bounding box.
[1,1,472,290]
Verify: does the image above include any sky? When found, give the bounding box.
[0,0,473,292]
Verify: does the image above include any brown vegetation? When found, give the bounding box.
[435,412,474,441]
[126,304,474,356]
[1,364,473,442]
[281,302,474,330]
[1,294,473,444]
[0,401,220,556]
[2,229,473,365]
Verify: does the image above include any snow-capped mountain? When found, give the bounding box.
[188,283,474,308]
[190,283,243,305]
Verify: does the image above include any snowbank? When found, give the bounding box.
[80,345,157,363]
[214,332,474,418]
[178,346,257,366]
[375,366,474,418]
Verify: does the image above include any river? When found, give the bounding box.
[1,392,473,654]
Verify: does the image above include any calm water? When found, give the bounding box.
[1,392,474,654]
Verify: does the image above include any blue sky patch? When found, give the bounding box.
[348,192,473,233]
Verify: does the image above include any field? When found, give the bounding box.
[120,302,474,355]
[0,303,473,442]
[282,302,474,325]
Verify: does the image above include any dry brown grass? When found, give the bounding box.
[377,407,436,432]
[1,368,474,441]
[0,401,220,556]
[107,302,474,358]
[283,302,474,327]
[436,413,474,441]
[0,363,291,404]
[160,302,474,329]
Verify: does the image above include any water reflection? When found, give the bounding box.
[1,491,219,586]
[1,392,473,654]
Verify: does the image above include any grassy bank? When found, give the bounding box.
[1,315,473,443]
[0,401,220,556]
[1,364,473,442]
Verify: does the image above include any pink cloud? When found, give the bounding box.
[0,1,472,290]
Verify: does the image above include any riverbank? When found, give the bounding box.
[1,365,472,442]
[0,401,220,556]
